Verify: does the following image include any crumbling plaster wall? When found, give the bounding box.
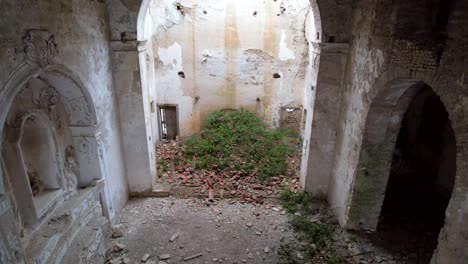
[329,0,468,262]
[0,0,128,262]
[107,0,353,194]
[146,0,313,138]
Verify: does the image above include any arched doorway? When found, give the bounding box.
[137,0,322,186]
[347,80,456,262]
[377,85,456,262]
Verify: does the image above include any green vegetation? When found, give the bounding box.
[185,109,296,181]
[279,191,346,264]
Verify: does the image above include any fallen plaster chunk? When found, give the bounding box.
[159,254,171,260]
[109,257,122,264]
[169,233,179,242]
[142,253,151,262]
[114,243,125,252]
[111,224,125,238]
[183,253,203,261]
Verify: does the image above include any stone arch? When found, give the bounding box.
[137,0,324,188]
[345,69,468,262]
[0,62,98,131]
[347,79,428,230]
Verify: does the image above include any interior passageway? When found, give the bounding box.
[377,86,456,263]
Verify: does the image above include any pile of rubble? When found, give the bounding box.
[155,141,302,204]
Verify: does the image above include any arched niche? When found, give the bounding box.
[20,114,62,194]
[3,111,65,225]
[0,61,111,228]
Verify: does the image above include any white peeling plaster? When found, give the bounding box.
[158,41,183,71]
[279,31,296,61]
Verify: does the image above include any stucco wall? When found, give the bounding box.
[107,0,157,193]
[106,0,354,195]
[0,0,128,262]
[145,0,314,138]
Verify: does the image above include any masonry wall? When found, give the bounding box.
[146,0,313,138]
[0,0,128,262]
[329,0,468,262]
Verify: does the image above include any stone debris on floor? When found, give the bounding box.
[154,141,302,204]
[107,196,427,264]
[106,197,292,264]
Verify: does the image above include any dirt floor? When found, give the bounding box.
[108,198,292,264]
[107,196,418,264]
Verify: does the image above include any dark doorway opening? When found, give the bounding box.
[158,105,178,141]
[377,86,456,263]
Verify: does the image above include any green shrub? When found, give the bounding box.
[185,109,296,181]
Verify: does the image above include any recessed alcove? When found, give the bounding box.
[20,114,63,218]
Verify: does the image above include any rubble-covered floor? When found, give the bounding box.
[108,198,291,264]
[108,196,434,264]
[155,141,302,203]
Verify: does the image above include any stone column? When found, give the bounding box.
[109,40,155,193]
[301,43,349,197]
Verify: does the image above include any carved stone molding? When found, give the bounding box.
[64,145,78,194]
[32,85,61,129]
[23,29,58,68]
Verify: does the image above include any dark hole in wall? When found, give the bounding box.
[273,73,281,79]
[395,0,453,39]
[377,86,456,263]
[120,31,137,41]
[175,3,186,15]
[178,71,185,78]
[432,0,454,33]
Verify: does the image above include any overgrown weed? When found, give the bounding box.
[279,190,346,264]
[185,109,297,181]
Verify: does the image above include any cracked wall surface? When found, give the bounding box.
[143,0,315,138]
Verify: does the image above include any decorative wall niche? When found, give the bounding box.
[19,114,64,216]
[2,110,66,226]
[1,73,103,227]
[0,28,113,232]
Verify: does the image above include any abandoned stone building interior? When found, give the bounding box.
[0,0,467,263]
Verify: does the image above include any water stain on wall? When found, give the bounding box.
[224,0,240,109]
[262,0,278,123]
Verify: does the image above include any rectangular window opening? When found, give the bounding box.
[158,105,179,141]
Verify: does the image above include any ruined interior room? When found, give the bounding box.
[0,0,467,263]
